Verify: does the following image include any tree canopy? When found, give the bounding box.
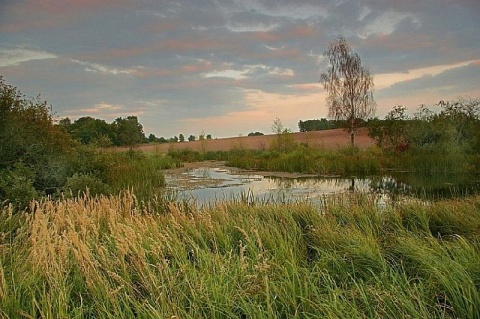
[298,119,343,132]
[0,76,74,206]
[320,36,375,146]
[59,115,146,146]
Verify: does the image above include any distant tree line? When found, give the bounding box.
[58,116,212,146]
[298,118,344,132]
[58,116,145,147]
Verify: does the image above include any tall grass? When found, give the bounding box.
[64,148,179,202]
[1,192,479,318]
[166,145,382,176]
[164,141,478,176]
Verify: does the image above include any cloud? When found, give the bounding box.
[70,59,136,75]
[359,10,420,38]
[378,60,480,97]
[375,59,477,90]
[0,0,136,32]
[1,0,479,138]
[65,101,148,121]
[374,60,480,115]
[95,102,124,111]
[203,63,294,80]
[179,87,329,137]
[0,48,57,67]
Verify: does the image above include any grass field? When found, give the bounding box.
[1,192,479,318]
[114,128,374,153]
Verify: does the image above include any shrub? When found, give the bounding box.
[64,173,111,197]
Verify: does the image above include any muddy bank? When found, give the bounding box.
[164,160,336,179]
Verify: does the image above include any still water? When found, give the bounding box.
[165,166,480,204]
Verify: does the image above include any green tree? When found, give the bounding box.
[60,116,115,145]
[270,118,295,152]
[298,119,342,132]
[438,98,480,151]
[320,36,376,146]
[113,116,145,146]
[188,135,196,142]
[148,133,157,143]
[368,105,409,150]
[0,76,74,206]
[179,134,185,142]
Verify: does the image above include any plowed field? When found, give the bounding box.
[117,128,374,153]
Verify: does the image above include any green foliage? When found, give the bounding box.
[59,116,116,145]
[0,77,75,207]
[113,116,145,146]
[63,147,176,201]
[188,134,196,141]
[0,78,175,209]
[224,145,381,175]
[59,115,146,146]
[368,105,409,150]
[270,130,297,153]
[270,118,297,153]
[248,131,264,136]
[298,118,343,132]
[0,163,38,208]
[368,98,480,173]
[64,173,111,197]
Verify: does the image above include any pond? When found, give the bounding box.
[165,164,480,205]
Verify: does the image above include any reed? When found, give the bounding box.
[0,192,479,318]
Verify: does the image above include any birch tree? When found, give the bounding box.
[320,36,375,146]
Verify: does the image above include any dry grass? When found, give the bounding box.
[114,128,374,153]
[1,192,479,318]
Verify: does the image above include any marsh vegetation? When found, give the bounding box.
[1,77,480,318]
[1,192,480,318]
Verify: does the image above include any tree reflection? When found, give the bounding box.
[369,176,412,203]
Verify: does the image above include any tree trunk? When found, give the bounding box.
[349,178,355,191]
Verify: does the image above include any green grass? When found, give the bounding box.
[164,141,478,176]
[62,148,179,202]
[0,192,479,318]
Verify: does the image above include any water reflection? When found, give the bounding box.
[165,167,480,205]
[371,173,480,199]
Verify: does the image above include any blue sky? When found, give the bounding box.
[1,0,479,138]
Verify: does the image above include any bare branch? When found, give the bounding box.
[320,36,376,146]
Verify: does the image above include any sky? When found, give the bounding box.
[1,0,479,138]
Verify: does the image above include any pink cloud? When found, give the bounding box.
[249,47,304,61]
[74,33,240,62]
[145,20,181,34]
[249,24,317,43]
[179,88,328,137]
[20,0,135,15]
[1,0,136,33]
[291,83,323,91]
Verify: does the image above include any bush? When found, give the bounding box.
[0,163,38,209]
[64,173,111,197]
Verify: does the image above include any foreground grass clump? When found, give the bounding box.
[0,193,479,318]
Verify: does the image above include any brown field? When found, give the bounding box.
[117,128,374,153]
